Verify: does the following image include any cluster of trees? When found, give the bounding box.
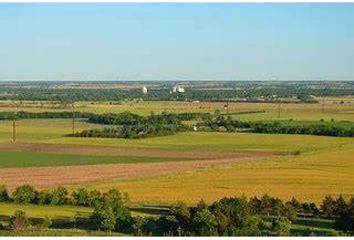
[1,184,353,236]
[74,124,189,139]
[131,194,354,236]
[0,184,127,208]
[198,115,354,137]
[87,111,209,125]
[0,111,92,120]
[75,111,208,139]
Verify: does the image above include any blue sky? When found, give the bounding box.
[0,3,353,81]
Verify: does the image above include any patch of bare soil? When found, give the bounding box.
[0,154,277,190]
[0,142,283,160]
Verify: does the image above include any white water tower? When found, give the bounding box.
[142,86,148,95]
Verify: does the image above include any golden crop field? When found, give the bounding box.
[92,143,354,205]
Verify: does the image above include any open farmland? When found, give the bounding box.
[0,82,353,236]
[92,143,354,205]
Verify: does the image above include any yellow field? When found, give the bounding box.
[93,144,354,205]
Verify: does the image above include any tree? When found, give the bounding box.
[12,185,38,204]
[51,187,69,205]
[91,189,132,232]
[11,210,31,231]
[88,189,102,206]
[271,217,291,236]
[321,195,336,217]
[191,209,218,236]
[281,204,297,221]
[37,191,52,205]
[71,188,89,206]
[0,185,10,202]
[170,201,191,229]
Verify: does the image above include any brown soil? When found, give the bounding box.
[0,155,277,190]
[0,142,283,160]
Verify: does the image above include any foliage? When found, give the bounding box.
[12,185,38,204]
[11,210,31,231]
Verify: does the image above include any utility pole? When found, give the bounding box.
[12,101,17,143]
[278,101,281,119]
[321,99,325,114]
[72,102,75,135]
[12,117,16,143]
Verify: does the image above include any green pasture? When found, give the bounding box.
[46,132,353,153]
[0,152,189,168]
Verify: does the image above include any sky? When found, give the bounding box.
[0,3,354,81]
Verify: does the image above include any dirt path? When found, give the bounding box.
[0,154,279,190]
[0,142,283,160]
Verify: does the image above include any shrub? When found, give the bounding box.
[71,188,90,206]
[11,210,31,231]
[12,185,38,204]
[51,187,69,205]
[37,191,52,205]
[0,185,10,202]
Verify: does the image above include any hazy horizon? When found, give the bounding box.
[1,3,354,81]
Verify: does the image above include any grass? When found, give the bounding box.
[0,152,189,168]
[1,118,352,152]
[0,202,92,219]
[45,132,353,153]
[91,143,354,205]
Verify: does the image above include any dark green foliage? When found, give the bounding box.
[0,185,10,202]
[75,112,201,139]
[91,189,132,232]
[271,217,291,236]
[12,185,38,204]
[321,195,336,217]
[51,187,69,206]
[0,111,92,121]
[198,115,354,137]
[37,191,52,205]
[71,188,90,206]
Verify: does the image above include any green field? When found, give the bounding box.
[1,119,353,152]
[0,152,189,168]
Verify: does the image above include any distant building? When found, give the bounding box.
[172,85,185,93]
[142,86,148,94]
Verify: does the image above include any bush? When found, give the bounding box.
[12,185,38,204]
[11,210,31,231]
[71,188,90,206]
[37,191,52,205]
[0,185,10,202]
[51,187,69,205]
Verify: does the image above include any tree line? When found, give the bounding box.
[198,114,354,137]
[1,184,353,236]
[1,81,353,103]
[0,111,92,120]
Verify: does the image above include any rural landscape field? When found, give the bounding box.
[0,81,353,236]
[1,2,354,237]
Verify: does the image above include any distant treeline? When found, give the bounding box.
[1,184,353,236]
[2,82,353,103]
[0,111,92,120]
[198,115,354,137]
